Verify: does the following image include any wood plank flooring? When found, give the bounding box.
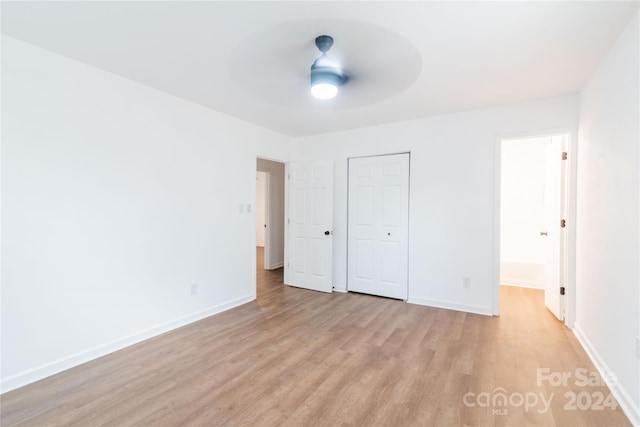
[1,248,632,426]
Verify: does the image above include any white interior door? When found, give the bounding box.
[348,153,409,300]
[543,138,564,320]
[285,161,333,293]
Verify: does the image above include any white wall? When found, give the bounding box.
[0,36,290,392]
[291,95,578,314]
[256,158,285,269]
[500,137,549,289]
[574,12,639,424]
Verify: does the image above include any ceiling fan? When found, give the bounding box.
[228,21,421,110]
[310,35,347,100]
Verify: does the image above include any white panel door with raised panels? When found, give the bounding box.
[543,136,566,320]
[348,153,409,300]
[286,161,333,293]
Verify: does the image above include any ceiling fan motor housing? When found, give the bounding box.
[315,35,334,53]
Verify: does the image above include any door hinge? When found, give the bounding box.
[562,152,568,160]
[560,286,566,296]
[287,218,290,224]
[288,174,291,180]
[560,219,566,228]
[287,262,289,269]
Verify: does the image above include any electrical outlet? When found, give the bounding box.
[463,277,471,288]
[191,283,198,296]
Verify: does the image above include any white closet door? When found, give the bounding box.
[348,153,409,300]
[286,161,333,293]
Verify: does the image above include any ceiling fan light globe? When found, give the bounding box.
[311,83,338,99]
[310,68,343,100]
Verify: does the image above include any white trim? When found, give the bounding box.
[0,295,254,394]
[573,323,640,426]
[333,286,348,293]
[564,131,578,328]
[492,137,502,315]
[500,281,544,290]
[284,163,290,285]
[408,297,492,316]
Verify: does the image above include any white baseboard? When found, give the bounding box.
[0,295,254,394]
[266,261,284,270]
[500,281,544,290]
[573,323,640,426]
[407,297,492,316]
[332,286,347,293]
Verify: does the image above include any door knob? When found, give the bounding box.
[540,231,548,236]
[324,231,330,235]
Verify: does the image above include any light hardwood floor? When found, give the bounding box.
[1,248,631,426]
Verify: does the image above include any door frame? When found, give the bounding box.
[492,128,577,327]
[254,156,286,298]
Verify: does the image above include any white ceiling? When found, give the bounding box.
[2,1,638,137]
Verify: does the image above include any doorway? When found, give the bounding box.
[256,171,267,248]
[496,133,574,324]
[256,158,285,273]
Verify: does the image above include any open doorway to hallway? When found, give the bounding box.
[256,158,285,295]
[497,133,574,324]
